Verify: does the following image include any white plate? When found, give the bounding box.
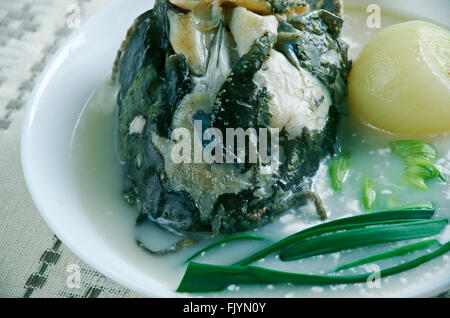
[21,0,450,297]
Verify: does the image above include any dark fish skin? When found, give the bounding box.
[306,0,343,17]
[266,0,305,13]
[277,10,351,111]
[113,1,170,105]
[113,0,350,236]
[157,54,192,138]
[113,1,205,234]
[210,33,276,132]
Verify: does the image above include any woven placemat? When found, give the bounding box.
[0,0,141,298]
[0,0,448,298]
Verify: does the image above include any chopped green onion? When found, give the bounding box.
[390,140,445,189]
[404,157,446,190]
[329,153,351,191]
[390,140,438,161]
[233,203,435,266]
[362,177,376,210]
[176,242,450,292]
[184,233,271,264]
[333,239,440,272]
[279,219,447,261]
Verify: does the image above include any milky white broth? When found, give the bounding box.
[70,7,450,297]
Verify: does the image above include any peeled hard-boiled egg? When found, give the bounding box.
[348,21,450,135]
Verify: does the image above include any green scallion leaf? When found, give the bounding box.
[329,153,351,191]
[233,203,435,266]
[385,201,435,212]
[390,140,438,161]
[404,157,446,190]
[390,140,445,189]
[333,239,440,272]
[176,242,450,292]
[279,219,447,261]
[362,177,376,210]
[184,233,271,264]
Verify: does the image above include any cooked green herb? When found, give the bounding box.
[233,203,436,266]
[362,177,376,210]
[279,219,447,261]
[178,203,447,292]
[176,242,450,292]
[385,201,435,212]
[390,140,445,190]
[333,239,441,272]
[184,233,271,264]
[328,153,351,191]
[404,157,446,190]
[390,140,438,161]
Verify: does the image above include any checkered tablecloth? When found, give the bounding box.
[0,0,448,298]
[0,0,141,298]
